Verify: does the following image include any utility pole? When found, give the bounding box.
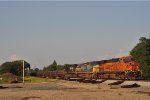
[23,60,25,84]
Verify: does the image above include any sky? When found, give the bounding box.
[0,1,150,69]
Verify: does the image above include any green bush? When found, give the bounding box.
[0,60,30,76]
[130,37,150,79]
[0,73,22,83]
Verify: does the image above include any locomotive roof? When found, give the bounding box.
[76,58,119,66]
[65,56,134,67]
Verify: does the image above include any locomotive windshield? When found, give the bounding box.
[123,58,131,63]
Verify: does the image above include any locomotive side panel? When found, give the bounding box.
[95,56,141,79]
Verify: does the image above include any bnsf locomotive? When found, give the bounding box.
[36,56,141,80]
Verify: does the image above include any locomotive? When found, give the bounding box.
[36,56,141,80]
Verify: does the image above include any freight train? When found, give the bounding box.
[36,56,141,80]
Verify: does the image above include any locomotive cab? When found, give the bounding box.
[119,56,136,63]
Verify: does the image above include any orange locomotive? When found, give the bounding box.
[99,56,139,72]
[93,56,141,79]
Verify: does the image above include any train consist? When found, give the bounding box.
[36,56,141,80]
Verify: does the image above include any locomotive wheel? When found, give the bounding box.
[125,71,136,80]
[91,74,98,80]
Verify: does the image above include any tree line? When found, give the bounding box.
[0,60,30,76]
[43,60,64,71]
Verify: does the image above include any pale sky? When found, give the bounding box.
[0,1,150,68]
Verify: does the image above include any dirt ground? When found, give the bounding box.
[0,80,150,100]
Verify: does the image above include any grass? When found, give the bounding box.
[0,73,20,84]
[0,76,58,84]
[24,76,58,83]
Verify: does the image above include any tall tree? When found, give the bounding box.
[52,60,57,66]
[130,37,150,78]
[43,60,64,71]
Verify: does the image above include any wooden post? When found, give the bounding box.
[23,60,24,84]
